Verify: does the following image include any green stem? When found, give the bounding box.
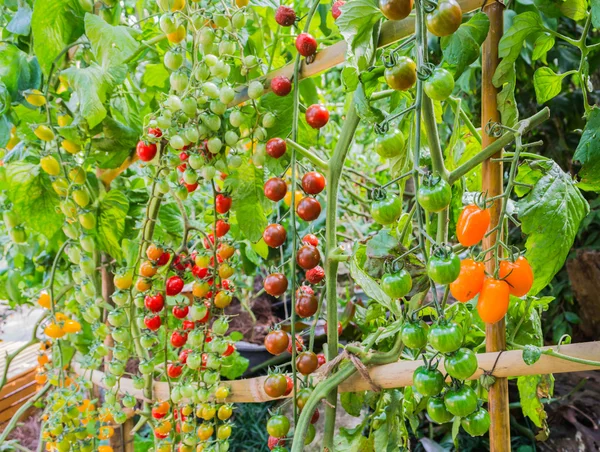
[509,342,600,368]
[448,108,550,184]
[0,382,51,444]
[285,139,329,171]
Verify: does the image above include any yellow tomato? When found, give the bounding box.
[68,167,86,184]
[192,281,210,298]
[40,155,61,176]
[44,323,65,339]
[52,178,69,197]
[6,127,20,150]
[284,190,303,207]
[61,140,81,154]
[37,353,49,366]
[200,405,216,421]
[57,114,72,127]
[218,263,234,279]
[217,404,233,420]
[218,243,235,260]
[34,125,55,141]
[197,423,214,440]
[194,254,210,268]
[114,272,133,290]
[35,372,48,384]
[25,89,46,107]
[171,0,186,10]
[38,292,51,309]
[136,277,152,292]
[215,385,230,400]
[63,319,81,334]
[236,0,249,5]
[167,24,186,43]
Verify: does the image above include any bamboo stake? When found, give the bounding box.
[481,1,510,450]
[71,341,600,404]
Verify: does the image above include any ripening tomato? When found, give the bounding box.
[264,373,288,398]
[264,330,289,355]
[426,0,463,37]
[477,278,510,324]
[305,104,329,129]
[296,245,320,270]
[140,261,158,278]
[297,197,321,221]
[172,305,189,319]
[147,244,165,262]
[295,292,318,318]
[295,33,317,57]
[170,330,188,348]
[264,273,288,296]
[456,204,491,247]
[266,138,287,159]
[218,243,235,260]
[264,177,287,202]
[266,415,290,438]
[301,172,326,195]
[449,258,485,302]
[385,56,417,91]
[263,224,287,248]
[167,363,183,378]
[499,256,534,297]
[379,0,413,20]
[296,351,318,375]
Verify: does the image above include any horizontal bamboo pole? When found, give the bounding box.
[231,0,483,106]
[72,341,600,404]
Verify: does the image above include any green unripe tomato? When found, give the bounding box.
[211,61,231,79]
[165,94,183,112]
[427,396,454,424]
[60,199,78,219]
[132,376,145,390]
[262,112,276,128]
[79,211,96,230]
[225,131,239,147]
[157,115,172,129]
[220,86,235,104]
[204,54,219,67]
[444,348,478,380]
[170,135,185,150]
[213,14,229,29]
[188,154,204,170]
[194,65,210,82]
[63,222,80,240]
[229,110,244,127]
[371,195,402,225]
[203,165,217,180]
[72,188,90,208]
[104,373,117,388]
[204,114,221,131]
[375,129,405,158]
[67,246,82,264]
[182,98,197,117]
[424,68,455,102]
[243,55,258,68]
[199,27,215,45]
[219,40,235,56]
[81,279,96,297]
[417,176,452,213]
[428,321,463,353]
[156,178,170,194]
[203,82,220,99]
[3,211,19,228]
[207,137,223,154]
[160,14,177,34]
[232,11,246,29]
[461,408,491,436]
[380,269,412,299]
[183,169,198,184]
[401,320,428,350]
[444,385,478,417]
[80,256,96,275]
[164,50,183,70]
[210,100,227,116]
[80,235,95,253]
[413,365,444,396]
[175,185,188,200]
[229,155,242,168]
[248,81,264,100]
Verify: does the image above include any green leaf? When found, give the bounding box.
[13,104,45,142]
[0,115,10,148]
[340,391,365,417]
[493,12,544,126]
[533,67,571,104]
[31,0,86,75]
[6,161,62,238]
[355,83,384,125]
[143,63,170,89]
[517,374,554,436]
[61,64,127,128]
[523,345,542,365]
[342,66,360,93]
[592,0,600,28]
[260,91,317,144]
[0,43,40,102]
[451,416,461,440]
[440,12,490,78]
[92,116,138,169]
[219,352,249,380]
[506,296,552,347]
[7,3,32,36]
[336,0,383,71]
[516,160,589,295]
[224,160,268,242]
[573,107,600,191]
[97,190,130,261]
[335,421,373,452]
[534,0,587,21]
[85,14,139,69]
[349,245,393,310]
[532,33,554,62]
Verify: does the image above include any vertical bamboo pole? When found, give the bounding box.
[481,1,510,451]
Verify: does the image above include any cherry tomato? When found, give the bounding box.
[264,330,289,355]
[172,305,189,319]
[217,424,232,440]
[170,330,188,348]
[499,256,533,297]
[214,291,233,309]
[264,273,288,297]
[444,348,478,380]
[477,278,510,324]
[166,275,184,296]
[284,375,294,395]
[449,258,485,302]
[271,76,292,97]
[427,249,460,285]
[264,177,287,202]
[296,245,320,270]
[444,385,478,417]
[218,243,235,260]
[296,351,318,375]
[305,104,329,129]
[215,219,230,237]
[332,0,345,19]
[426,0,462,37]
[428,321,463,353]
[287,334,304,354]
[263,224,287,248]
[371,195,401,225]
[295,292,318,318]
[296,388,311,410]
[379,0,413,20]
[275,5,296,26]
[297,197,321,221]
[306,265,325,284]
[401,320,428,350]
[461,407,490,437]
[303,234,319,246]
[145,293,165,312]
[413,366,444,396]
[137,141,157,161]
[417,176,452,212]
[144,314,161,330]
[456,204,491,247]
[266,415,290,438]
[301,172,326,195]
[264,374,288,398]
[268,436,286,450]
[381,269,412,299]
[424,68,455,101]
[427,396,454,424]
[266,138,287,159]
[215,194,232,214]
[375,129,405,158]
[167,363,183,378]
[385,56,417,91]
[295,33,317,57]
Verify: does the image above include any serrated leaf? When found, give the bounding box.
[441,12,490,77]
[337,0,382,71]
[61,64,127,128]
[342,66,360,93]
[341,391,365,417]
[224,160,267,242]
[516,161,588,295]
[534,0,587,21]
[523,344,542,365]
[573,107,600,191]
[85,14,139,69]
[350,245,392,310]
[6,161,62,238]
[97,190,130,261]
[31,0,86,75]
[533,67,571,104]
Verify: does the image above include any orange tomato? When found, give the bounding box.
[449,259,485,302]
[38,293,51,309]
[63,319,81,334]
[197,423,214,440]
[35,373,48,384]
[98,447,114,452]
[147,244,164,261]
[136,277,152,292]
[456,204,491,247]
[155,420,173,435]
[499,256,534,297]
[192,281,210,298]
[477,279,510,324]
[218,263,234,279]
[99,425,115,439]
[44,323,65,339]
[37,354,49,366]
[140,261,158,278]
[167,25,186,43]
[218,243,235,260]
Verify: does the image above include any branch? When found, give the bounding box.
[285,139,329,171]
[0,383,51,444]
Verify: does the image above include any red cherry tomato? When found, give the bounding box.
[305,104,329,129]
[170,330,188,348]
[216,194,232,214]
[297,197,321,221]
[301,171,326,195]
[263,224,287,248]
[306,265,325,284]
[332,0,345,19]
[215,219,230,237]
[167,363,183,378]
[266,138,287,159]
[172,305,189,319]
[137,141,157,161]
[166,276,184,296]
[145,293,164,312]
[144,314,161,330]
[295,33,317,57]
[270,76,292,97]
[264,273,288,297]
